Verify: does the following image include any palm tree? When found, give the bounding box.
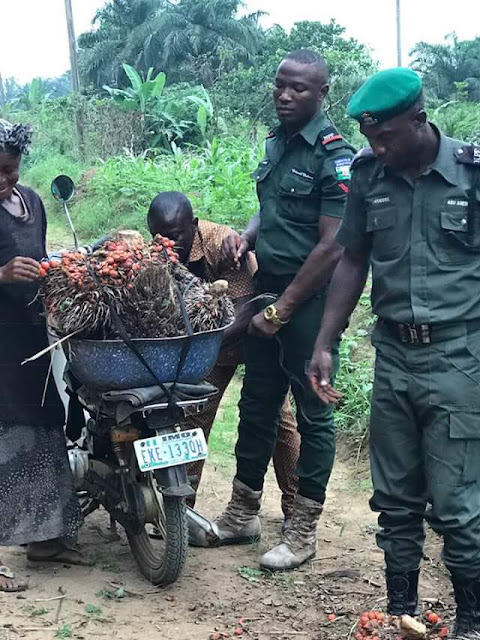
[411,33,480,101]
[78,0,162,88]
[78,0,264,90]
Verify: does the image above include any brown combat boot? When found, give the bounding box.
[189,478,262,547]
[260,494,322,571]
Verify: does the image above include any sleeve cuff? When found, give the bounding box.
[320,199,348,219]
[336,224,369,253]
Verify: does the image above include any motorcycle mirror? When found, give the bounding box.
[51,175,75,203]
[51,175,78,248]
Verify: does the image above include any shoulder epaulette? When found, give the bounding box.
[319,125,344,148]
[352,147,376,169]
[266,130,276,139]
[455,144,480,166]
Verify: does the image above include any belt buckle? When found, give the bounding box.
[419,324,431,344]
[399,323,431,344]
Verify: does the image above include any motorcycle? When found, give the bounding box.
[48,175,225,585]
[66,375,215,586]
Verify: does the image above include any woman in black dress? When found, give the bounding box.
[0,119,83,592]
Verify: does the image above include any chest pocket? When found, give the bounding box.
[366,205,400,260]
[278,172,318,224]
[436,202,478,264]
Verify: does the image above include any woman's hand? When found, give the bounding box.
[0,257,40,284]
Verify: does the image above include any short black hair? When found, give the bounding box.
[285,49,328,75]
[148,191,193,224]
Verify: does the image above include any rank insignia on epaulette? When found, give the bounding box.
[455,145,480,165]
[320,126,343,146]
[360,112,378,126]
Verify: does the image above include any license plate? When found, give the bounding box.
[134,429,208,472]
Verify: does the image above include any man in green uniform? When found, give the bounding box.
[309,68,480,637]
[198,49,354,571]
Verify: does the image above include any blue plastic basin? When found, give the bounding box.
[61,325,229,391]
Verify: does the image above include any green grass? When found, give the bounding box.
[335,288,374,437]
[23,134,263,250]
[207,375,241,472]
[85,604,102,615]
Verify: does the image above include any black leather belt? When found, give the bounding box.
[380,319,480,345]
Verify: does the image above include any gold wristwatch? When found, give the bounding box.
[264,304,289,327]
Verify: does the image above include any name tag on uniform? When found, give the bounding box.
[371,196,391,206]
[291,168,314,180]
[446,199,468,207]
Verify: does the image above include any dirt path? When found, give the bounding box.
[0,447,454,640]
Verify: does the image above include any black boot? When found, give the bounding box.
[451,576,480,638]
[386,569,420,616]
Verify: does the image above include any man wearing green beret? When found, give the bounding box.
[194,49,355,571]
[308,67,480,637]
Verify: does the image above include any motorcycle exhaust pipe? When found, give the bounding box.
[186,506,218,547]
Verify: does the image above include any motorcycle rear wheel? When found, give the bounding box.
[125,476,188,586]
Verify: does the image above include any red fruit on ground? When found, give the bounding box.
[428,613,440,624]
[328,614,336,622]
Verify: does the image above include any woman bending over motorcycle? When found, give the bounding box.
[0,119,85,593]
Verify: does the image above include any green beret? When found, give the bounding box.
[347,68,423,125]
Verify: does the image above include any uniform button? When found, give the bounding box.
[291,188,295,193]
[462,218,467,224]
[458,148,464,154]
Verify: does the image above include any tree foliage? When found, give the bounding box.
[78,0,264,89]
[0,73,72,107]
[103,64,215,148]
[411,33,480,101]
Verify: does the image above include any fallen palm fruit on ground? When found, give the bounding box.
[354,609,450,640]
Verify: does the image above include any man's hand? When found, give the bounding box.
[221,232,250,270]
[0,257,40,284]
[308,344,343,406]
[248,311,281,337]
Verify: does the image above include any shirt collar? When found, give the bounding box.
[377,124,459,185]
[298,110,328,146]
[274,109,327,147]
[429,125,459,186]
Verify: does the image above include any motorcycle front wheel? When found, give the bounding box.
[125,473,188,586]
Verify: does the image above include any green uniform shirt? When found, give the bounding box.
[254,110,354,278]
[337,127,480,324]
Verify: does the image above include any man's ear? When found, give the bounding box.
[147,212,155,237]
[320,83,330,101]
[193,217,199,230]
[414,109,428,129]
